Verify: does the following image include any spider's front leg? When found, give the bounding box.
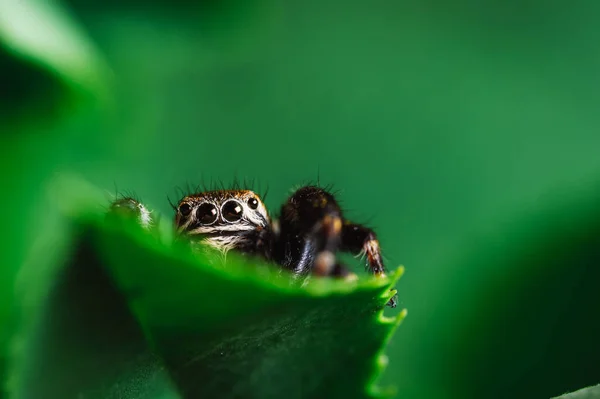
[276,185,396,307]
[276,186,391,276]
[340,222,385,276]
[276,186,348,278]
[340,220,398,307]
[277,185,388,277]
[106,197,154,230]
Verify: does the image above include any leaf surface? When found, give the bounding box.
[7,177,404,399]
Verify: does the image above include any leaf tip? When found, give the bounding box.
[392,265,405,281]
[397,308,408,323]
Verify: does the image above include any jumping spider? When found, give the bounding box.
[110,185,397,307]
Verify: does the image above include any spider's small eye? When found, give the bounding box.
[197,203,218,225]
[247,197,259,210]
[222,200,243,222]
[179,203,192,217]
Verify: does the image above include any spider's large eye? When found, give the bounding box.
[222,200,243,222]
[196,203,218,225]
[179,203,192,217]
[247,197,259,210]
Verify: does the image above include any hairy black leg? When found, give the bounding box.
[340,222,386,276]
[275,186,344,277]
[341,222,398,308]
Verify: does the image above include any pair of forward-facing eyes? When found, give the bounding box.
[178,197,260,225]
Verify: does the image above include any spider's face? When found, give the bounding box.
[175,190,270,252]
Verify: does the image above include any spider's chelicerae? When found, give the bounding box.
[110,184,397,307]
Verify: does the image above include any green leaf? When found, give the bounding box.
[553,384,600,399]
[5,176,404,399]
[419,183,600,398]
[0,0,110,125]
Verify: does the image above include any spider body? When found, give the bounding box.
[111,185,396,307]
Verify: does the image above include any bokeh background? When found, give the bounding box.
[2,1,600,398]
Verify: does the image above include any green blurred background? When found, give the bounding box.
[2,0,600,398]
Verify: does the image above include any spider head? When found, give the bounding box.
[174,190,270,252]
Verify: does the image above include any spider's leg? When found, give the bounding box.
[276,186,344,277]
[277,186,397,307]
[340,222,386,277]
[107,197,154,230]
[341,223,399,308]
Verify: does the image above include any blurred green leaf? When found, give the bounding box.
[0,0,109,125]
[6,176,404,399]
[553,384,600,399]
[3,1,600,398]
[423,183,600,399]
